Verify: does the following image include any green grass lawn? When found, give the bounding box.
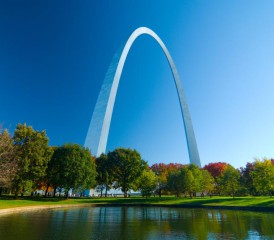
[0,195,273,210]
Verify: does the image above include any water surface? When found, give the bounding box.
[0,207,273,240]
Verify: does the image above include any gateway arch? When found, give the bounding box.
[85,27,201,167]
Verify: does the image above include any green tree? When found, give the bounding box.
[219,165,240,198]
[51,144,97,198]
[203,162,228,194]
[166,170,182,197]
[95,153,114,197]
[107,148,147,197]
[180,167,195,197]
[0,129,17,195]
[252,159,274,196]
[188,164,203,196]
[240,162,256,195]
[167,167,194,197]
[138,169,157,197]
[150,163,184,197]
[201,169,215,195]
[12,124,53,197]
[43,146,61,197]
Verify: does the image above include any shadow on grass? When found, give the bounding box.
[0,195,66,202]
[1,195,273,207]
[71,196,274,207]
[170,197,274,207]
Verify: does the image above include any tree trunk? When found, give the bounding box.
[44,185,49,198]
[65,191,69,199]
[0,187,2,196]
[15,190,18,199]
[21,187,25,197]
[158,188,162,197]
[105,186,108,197]
[123,185,128,198]
[53,187,57,197]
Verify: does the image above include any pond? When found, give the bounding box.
[0,206,273,240]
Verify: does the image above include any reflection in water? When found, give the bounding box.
[0,207,273,240]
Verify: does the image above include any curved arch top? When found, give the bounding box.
[85,27,201,167]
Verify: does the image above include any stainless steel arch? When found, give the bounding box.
[85,27,201,167]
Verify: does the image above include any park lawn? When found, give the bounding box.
[0,197,95,209]
[0,196,274,210]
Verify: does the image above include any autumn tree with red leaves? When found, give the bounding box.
[240,162,256,195]
[150,163,184,197]
[203,162,228,180]
[203,162,229,194]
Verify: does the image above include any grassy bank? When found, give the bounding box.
[0,196,273,211]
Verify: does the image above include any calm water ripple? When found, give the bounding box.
[0,207,273,240]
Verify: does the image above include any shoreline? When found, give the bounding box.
[0,202,273,215]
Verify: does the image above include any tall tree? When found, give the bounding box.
[167,167,195,197]
[240,162,256,195]
[150,163,184,197]
[188,164,203,196]
[12,124,53,197]
[107,148,147,197]
[0,129,17,195]
[51,144,97,198]
[179,167,195,197]
[138,169,157,198]
[203,162,228,193]
[219,165,240,198]
[167,170,183,197]
[252,159,274,196]
[43,146,61,197]
[95,153,114,197]
[201,169,215,195]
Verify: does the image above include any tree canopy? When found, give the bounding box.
[107,148,147,197]
[138,169,157,197]
[50,144,97,198]
[12,124,53,197]
[0,129,17,194]
[219,165,241,198]
[150,163,184,197]
[95,153,114,197]
[252,159,274,196]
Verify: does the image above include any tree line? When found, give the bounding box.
[0,123,273,198]
[150,160,273,198]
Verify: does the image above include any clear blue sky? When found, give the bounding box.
[1,1,274,168]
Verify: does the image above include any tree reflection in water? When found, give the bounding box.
[0,207,273,240]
